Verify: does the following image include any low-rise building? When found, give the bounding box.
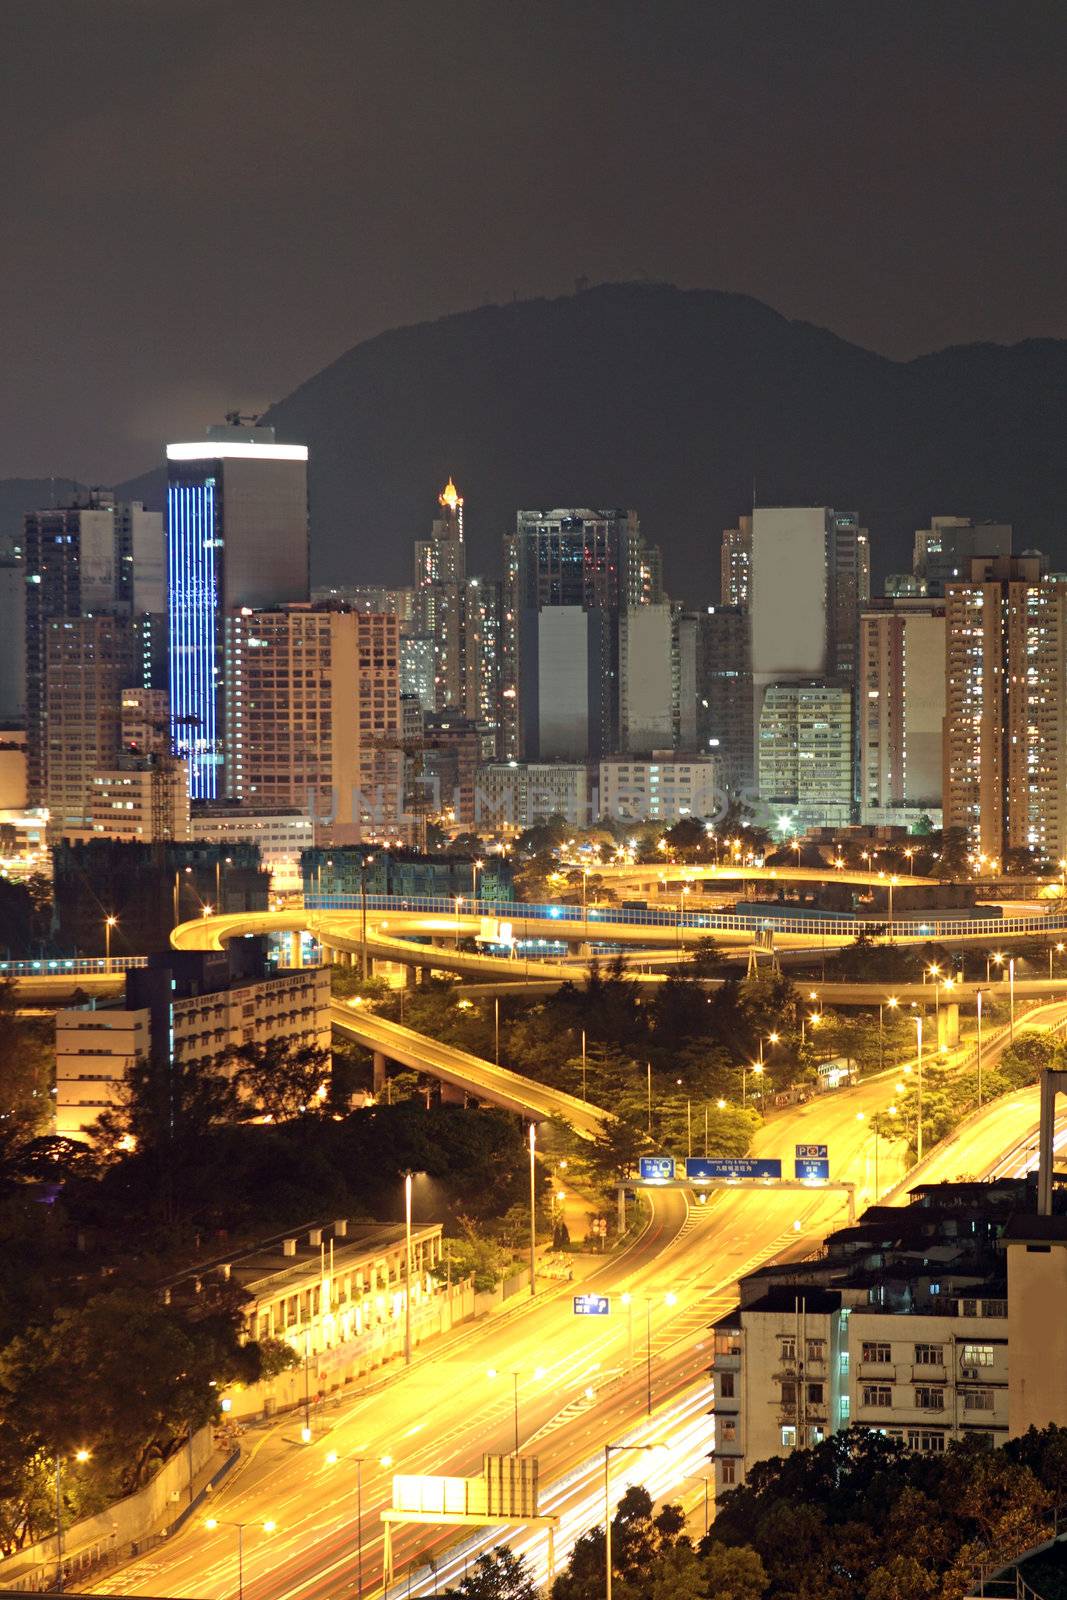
[301,846,513,903]
[188,804,315,892]
[599,752,717,821]
[163,1215,466,1417]
[55,943,330,1139]
[474,762,592,830]
[710,1181,1032,1495]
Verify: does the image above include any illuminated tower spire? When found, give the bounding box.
[438,477,463,543]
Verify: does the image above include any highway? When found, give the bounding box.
[66,915,1067,1599]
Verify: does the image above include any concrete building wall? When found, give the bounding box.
[860,605,945,821]
[619,605,674,754]
[473,763,591,829]
[1007,1235,1067,1437]
[532,607,593,762]
[599,755,717,821]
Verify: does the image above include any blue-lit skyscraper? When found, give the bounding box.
[165,424,309,799]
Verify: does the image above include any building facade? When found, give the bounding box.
[757,682,852,830]
[618,605,675,754]
[473,763,592,831]
[599,754,717,822]
[859,602,945,826]
[223,604,403,841]
[55,945,330,1139]
[914,518,1013,597]
[696,606,753,796]
[166,424,309,799]
[720,515,752,608]
[943,556,1067,862]
[43,615,135,838]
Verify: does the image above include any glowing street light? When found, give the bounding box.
[204,1517,277,1600]
[104,914,117,970]
[323,1451,392,1597]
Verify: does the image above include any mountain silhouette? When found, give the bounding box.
[11,284,1066,603]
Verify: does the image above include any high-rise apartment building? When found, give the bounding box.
[914,517,1013,597]
[223,605,402,842]
[414,479,466,712]
[827,512,870,684]
[0,537,26,725]
[943,556,1067,862]
[502,507,662,759]
[743,505,867,815]
[24,493,163,803]
[859,602,946,826]
[43,614,135,837]
[618,605,675,754]
[166,423,309,799]
[696,606,753,796]
[600,754,717,822]
[720,515,752,607]
[757,683,852,830]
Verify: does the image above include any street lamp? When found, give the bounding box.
[359,853,376,981]
[1009,957,1016,1039]
[404,1170,414,1362]
[454,894,464,948]
[472,857,484,900]
[104,914,117,971]
[528,1123,538,1297]
[604,1442,666,1600]
[204,1518,277,1600]
[323,1451,392,1600]
[487,1366,546,1454]
[54,1449,92,1592]
[879,996,898,1072]
[987,950,1005,983]
[913,1014,924,1163]
[976,987,984,1108]
[1051,942,1065,981]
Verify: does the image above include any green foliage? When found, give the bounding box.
[227,1037,332,1118]
[443,1545,541,1600]
[0,982,53,1136]
[703,1428,1063,1599]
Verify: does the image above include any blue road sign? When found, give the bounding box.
[795,1158,831,1182]
[639,1156,675,1181]
[573,1294,610,1316]
[685,1156,782,1181]
[795,1143,828,1160]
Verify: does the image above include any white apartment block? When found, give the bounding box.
[86,761,191,843]
[599,753,718,821]
[711,1285,1009,1494]
[474,762,592,830]
[56,966,330,1140]
[188,807,314,892]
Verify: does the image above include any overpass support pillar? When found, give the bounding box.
[288,931,303,969]
[617,1185,626,1235]
[373,1051,387,1093]
[406,963,419,990]
[938,1003,959,1052]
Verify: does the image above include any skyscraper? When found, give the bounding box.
[696,606,753,796]
[502,507,661,758]
[859,601,946,826]
[914,517,1013,597]
[720,515,752,607]
[757,683,852,831]
[943,556,1067,863]
[166,423,309,799]
[43,614,135,836]
[24,492,163,804]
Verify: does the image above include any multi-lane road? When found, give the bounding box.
[89,995,1067,1600]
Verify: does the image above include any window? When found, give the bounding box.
[720,1460,736,1485]
[809,1426,824,1446]
[862,1341,891,1364]
[718,1372,735,1399]
[961,1343,995,1368]
[807,1383,824,1405]
[806,1338,826,1362]
[839,1395,851,1421]
[862,1386,893,1408]
[963,1389,995,1412]
[780,1380,796,1407]
[915,1387,945,1410]
[907,1429,945,1453]
[780,1426,797,1449]
[718,1417,738,1442]
[779,1336,796,1362]
[914,1343,944,1366]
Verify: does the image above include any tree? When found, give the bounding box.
[228,1039,332,1119]
[699,1542,767,1600]
[0,983,53,1135]
[444,1545,540,1600]
[586,1117,648,1185]
[93,1048,238,1155]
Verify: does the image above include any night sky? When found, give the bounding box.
[4,0,1064,483]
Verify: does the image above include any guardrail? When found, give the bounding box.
[0,956,146,976]
[304,892,1067,942]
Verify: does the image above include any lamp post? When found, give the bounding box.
[987,950,1005,984]
[473,857,484,902]
[879,997,898,1072]
[1009,957,1016,1040]
[976,987,984,1109]
[605,1442,665,1600]
[581,1027,587,1100]
[324,1452,392,1600]
[487,1367,545,1455]
[204,1518,276,1600]
[54,1449,91,1592]
[104,914,117,971]
[495,996,501,1066]
[528,1123,537,1297]
[360,854,375,981]
[404,1170,414,1362]
[1051,942,1066,981]
[454,895,463,948]
[913,1014,924,1162]
[301,1327,311,1441]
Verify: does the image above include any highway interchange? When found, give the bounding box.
[79,885,1067,1600]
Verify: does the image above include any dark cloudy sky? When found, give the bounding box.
[4,0,1064,483]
